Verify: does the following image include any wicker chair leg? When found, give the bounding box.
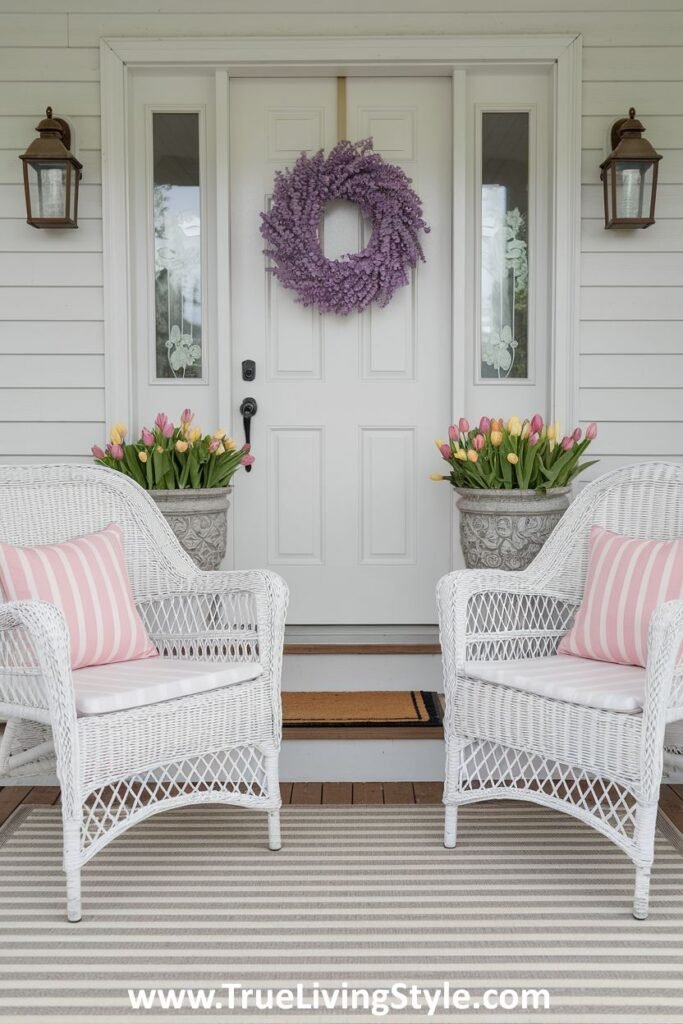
[63,817,82,922]
[66,869,81,922]
[633,866,651,920]
[268,810,282,852]
[444,805,458,849]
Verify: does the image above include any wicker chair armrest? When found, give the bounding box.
[437,568,578,676]
[639,599,683,800]
[0,600,80,810]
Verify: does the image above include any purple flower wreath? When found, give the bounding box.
[260,139,429,316]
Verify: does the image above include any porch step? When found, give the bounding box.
[282,650,442,693]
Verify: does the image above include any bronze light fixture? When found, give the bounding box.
[600,108,662,229]
[19,107,83,228]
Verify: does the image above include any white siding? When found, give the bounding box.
[0,1,681,471]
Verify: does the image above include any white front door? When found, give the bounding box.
[229,77,453,624]
[126,66,554,627]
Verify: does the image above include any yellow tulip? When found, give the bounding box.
[434,439,444,449]
[454,449,467,461]
[189,427,202,443]
[138,450,148,464]
[467,449,478,463]
[110,421,127,446]
[156,445,164,454]
[175,440,189,453]
[215,442,226,456]
[521,421,531,439]
[547,421,559,442]
[490,430,503,447]
[507,415,522,437]
[429,472,447,481]
[225,438,237,452]
[213,428,227,440]
[507,452,519,465]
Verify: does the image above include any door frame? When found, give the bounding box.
[101,32,582,507]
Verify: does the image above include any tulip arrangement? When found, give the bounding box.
[432,415,598,492]
[92,410,253,490]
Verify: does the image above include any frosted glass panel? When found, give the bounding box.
[152,112,202,380]
[480,112,529,380]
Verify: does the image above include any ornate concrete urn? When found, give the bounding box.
[455,487,570,571]
[149,487,232,571]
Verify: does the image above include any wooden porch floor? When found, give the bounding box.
[1,783,683,835]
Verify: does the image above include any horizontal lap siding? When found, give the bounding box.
[581,40,683,477]
[0,3,681,473]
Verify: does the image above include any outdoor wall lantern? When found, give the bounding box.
[19,107,83,228]
[600,107,662,229]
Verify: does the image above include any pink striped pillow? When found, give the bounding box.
[0,524,158,671]
[559,526,683,668]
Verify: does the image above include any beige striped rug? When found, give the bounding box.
[0,803,682,1023]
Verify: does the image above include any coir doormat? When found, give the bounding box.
[282,690,443,729]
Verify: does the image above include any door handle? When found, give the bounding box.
[239,397,257,472]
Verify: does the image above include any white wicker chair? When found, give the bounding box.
[438,462,683,920]
[0,464,288,921]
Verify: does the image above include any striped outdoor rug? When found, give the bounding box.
[0,803,682,1023]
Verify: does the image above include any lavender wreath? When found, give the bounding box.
[260,139,429,316]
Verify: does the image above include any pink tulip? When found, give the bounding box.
[572,427,582,442]
[530,414,543,435]
[180,408,193,424]
[448,424,458,442]
[208,438,220,453]
[586,422,598,440]
[110,443,124,460]
[162,421,174,438]
[154,412,168,431]
[241,454,255,467]
[473,433,485,451]
[141,428,154,446]
[479,416,491,434]
[458,417,470,434]
[561,436,573,451]
[528,431,540,447]
[439,444,452,460]
[91,445,105,460]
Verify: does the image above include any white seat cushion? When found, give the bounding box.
[72,658,263,715]
[464,654,646,714]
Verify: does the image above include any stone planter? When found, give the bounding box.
[455,487,571,571]
[149,487,232,571]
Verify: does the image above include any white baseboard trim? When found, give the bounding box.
[280,738,444,782]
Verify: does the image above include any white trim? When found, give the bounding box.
[451,68,467,425]
[101,34,578,67]
[100,32,581,460]
[100,39,132,429]
[551,35,582,431]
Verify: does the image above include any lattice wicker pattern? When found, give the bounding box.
[81,746,269,859]
[438,462,683,921]
[0,465,288,922]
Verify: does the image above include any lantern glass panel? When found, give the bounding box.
[67,162,79,223]
[26,160,67,220]
[615,160,654,220]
